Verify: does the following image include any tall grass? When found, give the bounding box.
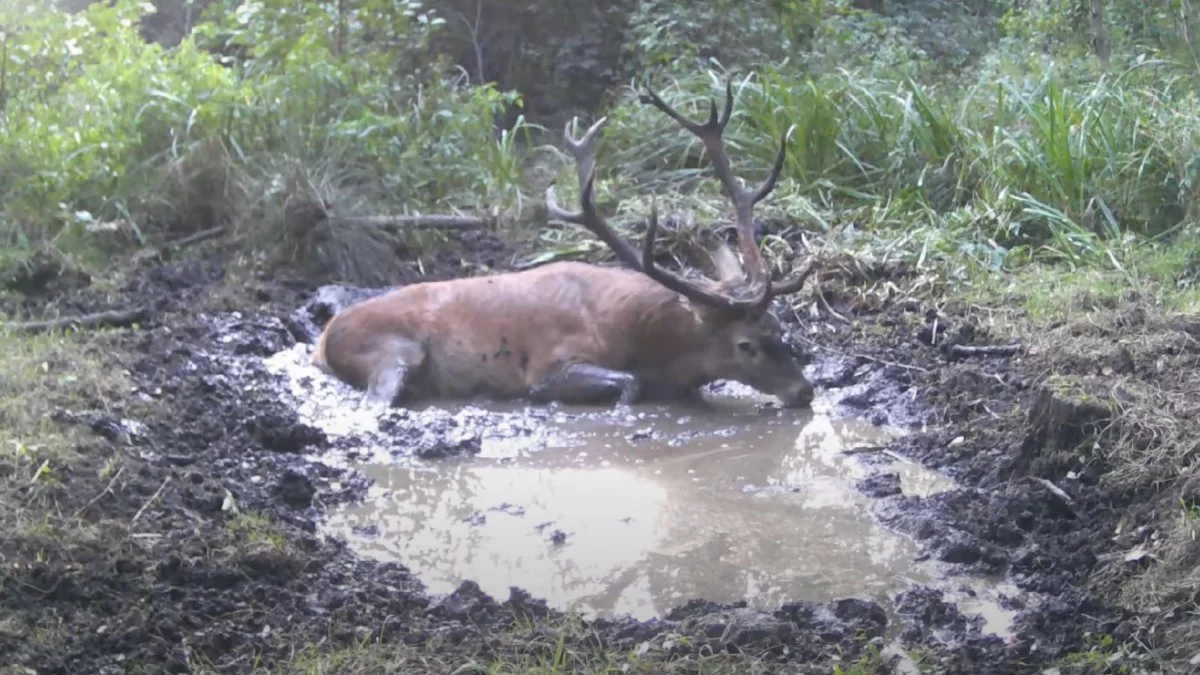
[595,55,1200,270]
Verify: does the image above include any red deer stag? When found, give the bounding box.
[311,81,816,408]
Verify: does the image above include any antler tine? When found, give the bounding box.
[642,199,659,272]
[756,124,796,207]
[766,259,815,298]
[544,116,766,313]
[759,225,818,304]
[562,116,609,202]
[546,116,639,268]
[638,80,734,136]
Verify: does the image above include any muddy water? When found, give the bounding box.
[261,343,1013,631]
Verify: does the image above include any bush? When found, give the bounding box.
[0,0,527,278]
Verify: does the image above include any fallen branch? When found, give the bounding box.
[132,226,226,264]
[334,214,491,230]
[945,343,1023,359]
[3,307,149,333]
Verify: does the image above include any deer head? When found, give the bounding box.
[545,79,817,408]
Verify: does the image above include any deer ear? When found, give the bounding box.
[710,243,746,286]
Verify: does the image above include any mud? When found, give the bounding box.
[0,237,1138,674]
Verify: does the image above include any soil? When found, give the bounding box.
[0,229,1142,674]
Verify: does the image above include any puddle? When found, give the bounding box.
[260,342,1012,633]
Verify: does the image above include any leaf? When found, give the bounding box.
[1123,546,1150,563]
[222,489,240,514]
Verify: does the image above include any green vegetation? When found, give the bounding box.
[190,630,817,675]
[6,0,1200,672]
[3,0,1200,296]
[0,0,527,281]
[188,610,894,674]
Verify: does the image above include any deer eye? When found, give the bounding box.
[737,340,754,353]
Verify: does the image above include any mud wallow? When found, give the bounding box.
[1,232,1194,675]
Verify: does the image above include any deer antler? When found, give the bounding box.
[638,80,815,308]
[545,117,770,312]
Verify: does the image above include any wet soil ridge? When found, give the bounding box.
[0,252,1135,673]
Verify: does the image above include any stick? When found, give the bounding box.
[840,445,888,456]
[131,476,171,525]
[1032,476,1074,505]
[3,307,149,333]
[812,271,851,324]
[945,343,1023,359]
[132,226,226,263]
[74,466,125,518]
[165,226,225,249]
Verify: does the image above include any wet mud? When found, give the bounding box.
[0,239,1137,674]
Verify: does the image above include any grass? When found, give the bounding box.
[189,622,893,675]
[0,326,140,653]
[0,327,132,524]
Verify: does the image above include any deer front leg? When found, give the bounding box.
[530,363,642,406]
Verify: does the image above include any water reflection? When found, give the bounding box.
[324,404,949,620]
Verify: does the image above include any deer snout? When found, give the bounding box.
[778,378,815,408]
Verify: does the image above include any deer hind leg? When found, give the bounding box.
[357,336,426,409]
[530,362,641,406]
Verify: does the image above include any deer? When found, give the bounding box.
[310,80,817,409]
